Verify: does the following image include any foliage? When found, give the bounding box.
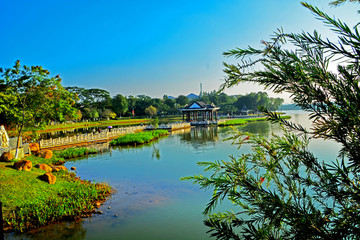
[185,3,360,239]
[102,109,116,120]
[66,85,285,119]
[175,95,189,106]
[74,109,83,121]
[112,94,128,116]
[329,0,360,7]
[55,147,99,159]
[0,61,78,157]
[0,155,111,232]
[150,117,160,128]
[198,90,283,113]
[145,105,157,117]
[234,92,283,111]
[109,130,168,146]
[66,87,112,111]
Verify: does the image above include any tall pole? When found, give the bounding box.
[0,201,4,240]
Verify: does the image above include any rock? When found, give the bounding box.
[35,163,53,172]
[51,165,67,172]
[39,150,53,159]
[29,143,40,154]
[71,167,76,170]
[0,152,14,162]
[13,160,32,171]
[39,172,56,184]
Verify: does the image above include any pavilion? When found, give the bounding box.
[180,101,220,123]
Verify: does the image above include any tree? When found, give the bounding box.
[176,95,189,106]
[145,105,157,118]
[329,0,360,7]
[234,92,284,112]
[0,61,77,158]
[102,109,116,120]
[184,3,360,239]
[67,87,111,111]
[112,94,128,117]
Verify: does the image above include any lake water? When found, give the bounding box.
[9,111,341,240]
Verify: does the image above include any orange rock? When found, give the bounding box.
[0,152,14,162]
[39,150,53,159]
[13,160,32,171]
[51,165,67,172]
[40,172,56,184]
[35,163,53,172]
[29,143,40,154]
[71,167,76,170]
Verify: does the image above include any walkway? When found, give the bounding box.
[40,126,145,149]
[40,123,192,149]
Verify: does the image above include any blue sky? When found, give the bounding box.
[0,1,358,102]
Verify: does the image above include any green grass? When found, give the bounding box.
[54,147,99,159]
[218,116,291,126]
[0,155,111,233]
[110,130,169,146]
[40,118,149,131]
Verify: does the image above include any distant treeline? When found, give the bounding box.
[66,87,284,120]
[278,104,302,110]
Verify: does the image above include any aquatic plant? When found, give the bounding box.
[55,147,99,159]
[109,130,168,146]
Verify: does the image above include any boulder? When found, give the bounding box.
[13,160,32,171]
[35,163,53,172]
[39,172,56,184]
[0,152,14,162]
[39,150,53,159]
[71,167,76,170]
[51,165,67,172]
[29,143,40,154]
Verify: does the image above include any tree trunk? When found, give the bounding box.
[14,126,23,159]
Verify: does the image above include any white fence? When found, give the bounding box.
[40,126,146,148]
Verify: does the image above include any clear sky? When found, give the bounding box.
[0,0,358,102]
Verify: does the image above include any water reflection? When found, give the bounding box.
[10,113,332,240]
[39,127,98,140]
[179,126,218,149]
[22,221,86,240]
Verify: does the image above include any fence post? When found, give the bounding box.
[0,201,4,240]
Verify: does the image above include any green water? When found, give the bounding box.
[11,111,341,240]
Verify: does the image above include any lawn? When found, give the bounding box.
[218,115,291,126]
[0,155,111,233]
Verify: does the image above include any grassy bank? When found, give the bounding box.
[218,115,291,126]
[110,130,169,146]
[0,155,111,233]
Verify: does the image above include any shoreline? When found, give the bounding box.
[0,153,112,234]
